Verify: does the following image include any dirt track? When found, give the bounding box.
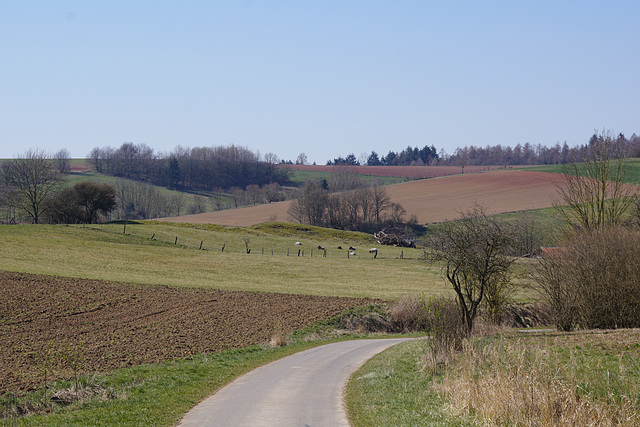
[160,170,566,226]
[0,271,373,393]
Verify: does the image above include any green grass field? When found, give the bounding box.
[524,157,640,184]
[0,222,456,300]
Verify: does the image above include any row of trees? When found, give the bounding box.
[88,143,289,191]
[328,132,640,170]
[443,132,640,167]
[328,145,440,167]
[287,181,417,234]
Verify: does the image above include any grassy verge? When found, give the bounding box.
[346,339,472,426]
[347,329,640,426]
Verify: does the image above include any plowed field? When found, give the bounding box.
[0,271,373,393]
[160,170,566,226]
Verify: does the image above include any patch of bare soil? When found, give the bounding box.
[0,271,373,393]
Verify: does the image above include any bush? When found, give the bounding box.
[390,295,467,373]
[533,226,640,330]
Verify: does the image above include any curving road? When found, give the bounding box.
[178,338,412,427]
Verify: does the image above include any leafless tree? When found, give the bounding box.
[2,149,63,223]
[54,149,71,174]
[168,193,186,216]
[246,184,263,205]
[228,187,245,208]
[296,152,308,165]
[428,205,516,331]
[262,182,282,203]
[554,129,636,232]
[370,184,391,223]
[187,194,208,215]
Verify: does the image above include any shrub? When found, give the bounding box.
[533,226,640,330]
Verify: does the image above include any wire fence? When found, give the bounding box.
[74,223,425,260]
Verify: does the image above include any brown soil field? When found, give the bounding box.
[0,271,373,393]
[161,170,566,226]
[280,164,522,178]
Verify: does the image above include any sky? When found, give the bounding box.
[2,1,639,164]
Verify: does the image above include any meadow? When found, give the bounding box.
[0,222,446,300]
[3,159,640,425]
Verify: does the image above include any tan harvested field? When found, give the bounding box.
[161,170,567,226]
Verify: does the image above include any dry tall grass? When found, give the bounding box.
[433,336,640,426]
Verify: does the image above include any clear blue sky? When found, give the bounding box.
[2,1,638,163]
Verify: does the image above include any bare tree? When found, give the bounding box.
[209,188,226,211]
[187,194,208,215]
[169,193,186,216]
[246,184,263,205]
[296,152,308,165]
[114,180,166,220]
[2,149,63,223]
[228,187,245,208]
[287,181,328,226]
[262,182,282,203]
[54,149,71,174]
[428,205,516,331]
[370,184,391,223]
[554,130,636,232]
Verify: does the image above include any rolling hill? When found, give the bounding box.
[159,169,568,226]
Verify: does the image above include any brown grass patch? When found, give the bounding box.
[434,329,640,426]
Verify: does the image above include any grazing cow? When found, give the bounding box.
[349,251,356,256]
[317,245,325,250]
[295,241,302,245]
[337,246,342,249]
[369,248,378,258]
[349,246,356,251]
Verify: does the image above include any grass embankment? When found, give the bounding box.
[347,329,640,426]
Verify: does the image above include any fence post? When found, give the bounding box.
[175,237,178,245]
[199,241,203,250]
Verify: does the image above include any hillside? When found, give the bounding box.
[160,169,567,226]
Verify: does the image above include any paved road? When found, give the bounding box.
[178,338,412,427]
